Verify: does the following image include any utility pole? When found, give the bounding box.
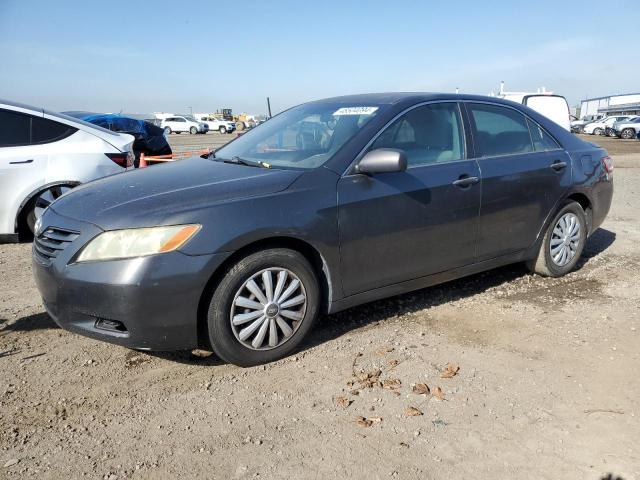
[266,97,272,118]
[188,106,193,116]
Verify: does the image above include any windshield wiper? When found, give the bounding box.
[220,156,271,169]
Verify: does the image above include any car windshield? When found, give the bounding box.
[185,116,197,122]
[214,102,384,169]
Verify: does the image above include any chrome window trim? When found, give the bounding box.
[461,99,563,159]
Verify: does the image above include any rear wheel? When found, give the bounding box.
[219,126,227,134]
[621,128,636,139]
[527,201,587,277]
[163,127,171,135]
[190,126,198,135]
[26,185,73,234]
[206,248,320,367]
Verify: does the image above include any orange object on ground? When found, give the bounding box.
[137,149,211,168]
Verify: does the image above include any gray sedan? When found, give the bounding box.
[32,93,613,366]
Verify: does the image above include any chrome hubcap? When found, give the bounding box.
[230,268,307,351]
[550,212,581,267]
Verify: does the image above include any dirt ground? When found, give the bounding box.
[1,149,640,479]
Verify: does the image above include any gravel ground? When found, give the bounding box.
[1,151,639,479]
[166,131,233,154]
[576,133,640,156]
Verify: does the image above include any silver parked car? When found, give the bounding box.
[0,99,134,242]
[612,117,640,139]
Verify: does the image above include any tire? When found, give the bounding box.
[206,248,320,367]
[236,121,245,131]
[25,185,74,234]
[621,128,636,139]
[593,127,603,135]
[163,127,171,135]
[527,201,587,277]
[190,126,198,135]
[219,126,226,134]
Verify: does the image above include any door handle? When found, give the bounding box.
[452,176,479,188]
[9,159,33,164]
[550,161,567,171]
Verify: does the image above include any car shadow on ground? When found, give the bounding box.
[301,227,617,353]
[2,229,616,366]
[0,312,56,334]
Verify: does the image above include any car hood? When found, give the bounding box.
[50,156,302,230]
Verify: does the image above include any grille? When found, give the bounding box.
[34,226,80,263]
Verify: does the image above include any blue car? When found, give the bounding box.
[34,93,613,366]
[65,112,172,166]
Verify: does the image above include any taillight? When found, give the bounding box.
[601,155,614,173]
[106,152,134,168]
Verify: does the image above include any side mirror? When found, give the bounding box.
[355,148,407,174]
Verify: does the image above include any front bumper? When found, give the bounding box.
[31,209,229,351]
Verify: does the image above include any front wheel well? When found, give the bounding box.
[196,237,331,350]
[16,182,79,241]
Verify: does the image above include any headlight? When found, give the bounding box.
[76,224,201,263]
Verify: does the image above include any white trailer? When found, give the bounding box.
[490,82,571,131]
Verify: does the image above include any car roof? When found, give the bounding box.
[312,92,523,106]
[0,98,123,139]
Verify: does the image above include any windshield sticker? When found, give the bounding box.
[333,106,378,116]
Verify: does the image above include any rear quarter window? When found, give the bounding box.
[526,118,560,152]
[32,116,77,144]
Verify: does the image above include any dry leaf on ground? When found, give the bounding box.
[432,386,445,400]
[376,347,395,356]
[412,383,430,395]
[405,406,423,417]
[368,416,383,423]
[355,416,372,427]
[334,396,352,408]
[440,363,460,379]
[355,369,382,389]
[382,378,402,390]
[387,359,399,367]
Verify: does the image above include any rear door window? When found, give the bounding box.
[0,109,31,147]
[468,103,534,157]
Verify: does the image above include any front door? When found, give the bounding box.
[337,102,481,296]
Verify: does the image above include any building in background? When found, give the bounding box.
[579,93,640,119]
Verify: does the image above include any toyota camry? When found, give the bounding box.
[32,93,613,366]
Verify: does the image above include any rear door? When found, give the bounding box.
[337,102,481,296]
[465,102,572,261]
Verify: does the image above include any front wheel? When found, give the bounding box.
[219,126,226,134]
[190,126,198,135]
[593,127,603,135]
[163,127,171,135]
[206,249,320,367]
[621,128,636,139]
[527,201,587,277]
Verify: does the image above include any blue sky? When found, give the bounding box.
[1,0,638,115]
